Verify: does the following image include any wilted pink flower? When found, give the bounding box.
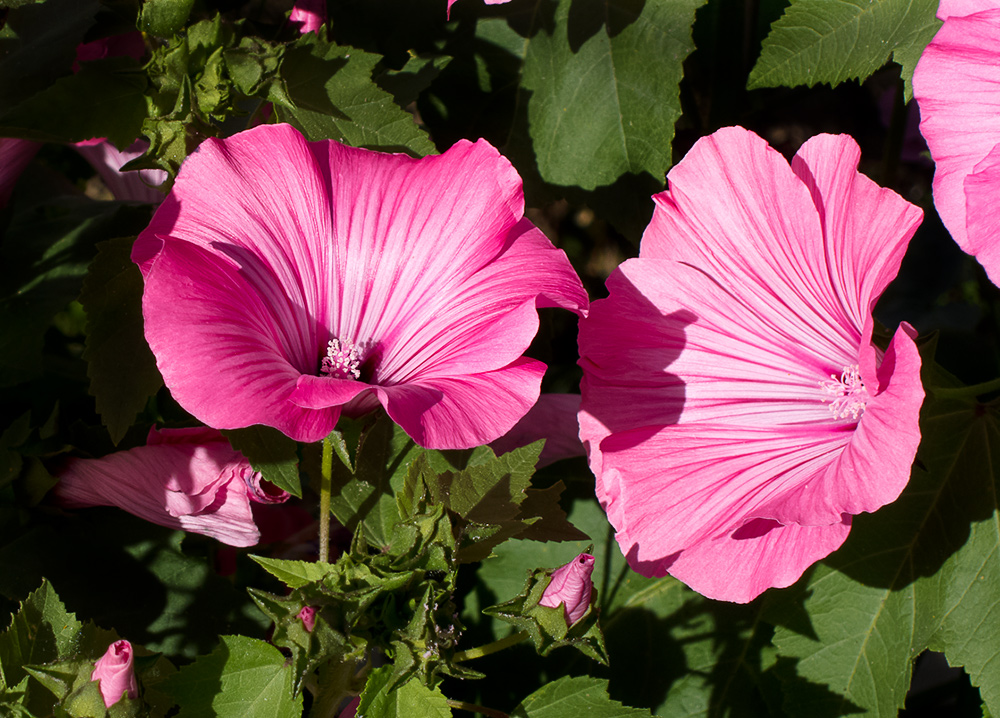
[74,139,167,203]
[91,640,138,707]
[489,393,585,467]
[132,124,587,449]
[297,605,317,632]
[578,127,924,603]
[56,426,289,547]
[913,0,1000,285]
[539,552,595,624]
[0,138,40,208]
[289,0,326,34]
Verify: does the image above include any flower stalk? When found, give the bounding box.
[452,630,530,663]
[319,435,333,563]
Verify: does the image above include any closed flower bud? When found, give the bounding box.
[538,553,595,624]
[91,640,138,708]
[297,605,317,633]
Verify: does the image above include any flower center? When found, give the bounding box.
[819,364,870,420]
[321,338,361,380]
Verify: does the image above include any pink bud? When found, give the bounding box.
[538,552,595,624]
[91,640,138,707]
[297,606,317,633]
[289,0,326,34]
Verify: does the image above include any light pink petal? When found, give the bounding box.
[0,138,40,208]
[289,0,326,34]
[539,552,595,623]
[936,0,1000,21]
[377,357,546,450]
[664,519,852,604]
[913,8,1000,283]
[965,144,1000,280]
[55,428,272,547]
[92,640,138,708]
[490,393,584,467]
[74,139,167,203]
[140,237,336,443]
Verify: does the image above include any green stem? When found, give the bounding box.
[931,377,1000,399]
[319,435,333,563]
[452,630,529,663]
[445,700,509,718]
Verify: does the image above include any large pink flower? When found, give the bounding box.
[578,127,924,603]
[55,426,289,547]
[132,124,586,449]
[913,0,1000,285]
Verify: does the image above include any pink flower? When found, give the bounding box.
[578,127,924,603]
[289,0,326,34]
[132,124,587,449]
[91,640,138,707]
[538,552,595,624]
[0,138,40,209]
[55,426,290,547]
[74,139,167,203]
[297,605,317,632]
[489,393,585,467]
[913,0,1000,285]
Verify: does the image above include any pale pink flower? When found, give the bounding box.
[74,139,167,203]
[489,393,585,467]
[913,0,1000,285]
[0,138,40,208]
[289,0,326,34]
[132,124,587,449]
[55,426,289,547]
[538,552,594,624]
[91,640,138,707]
[578,127,924,603]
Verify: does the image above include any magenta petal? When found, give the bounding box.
[378,357,546,450]
[74,139,166,203]
[55,427,286,547]
[92,640,138,708]
[665,519,852,604]
[965,144,1000,281]
[538,553,595,624]
[490,393,584,467]
[0,138,40,208]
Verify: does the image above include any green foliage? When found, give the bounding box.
[513,676,653,718]
[767,369,1000,716]
[139,0,195,38]
[358,666,452,718]
[162,635,302,718]
[748,0,941,100]
[274,34,436,156]
[223,425,302,498]
[519,0,705,190]
[80,237,163,445]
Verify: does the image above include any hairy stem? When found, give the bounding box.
[319,435,333,563]
[452,630,530,663]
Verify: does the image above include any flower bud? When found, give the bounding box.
[297,606,317,633]
[538,552,595,624]
[91,640,138,707]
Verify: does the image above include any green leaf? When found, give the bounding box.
[748,0,942,101]
[275,35,435,156]
[0,57,147,147]
[0,413,32,489]
[250,557,332,589]
[223,425,302,498]
[357,666,451,718]
[139,0,195,38]
[513,676,652,718]
[769,382,1000,716]
[162,635,303,718]
[376,53,451,108]
[519,0,705,190]
[80,237,163,445]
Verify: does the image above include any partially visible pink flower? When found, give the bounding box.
[74,139,167,203]
[913,0,1000,285]
[578,127,924,603]
[91,640,138,708]
[55,426,290,547]
[132,124,587,450]
[489,393,585,467]
[297,605,317,632]
[539,552,594,624]
[447,0,510,17]
[289,0,326,34]
[74,32,145,71]
[0,138,40,208]
[340,697,359,718]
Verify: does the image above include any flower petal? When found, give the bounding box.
[491,393,585,467]
[139,237,336,442]
[377,357,546,449]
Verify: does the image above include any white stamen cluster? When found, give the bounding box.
[321,338,362,380]
[819,364,870,420]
